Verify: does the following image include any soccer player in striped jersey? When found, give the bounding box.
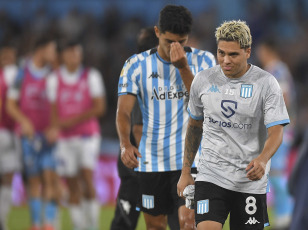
[256,38,296,230]
[6,36,58,230]
[177,20,290,230]
[116,5,216,230]
[0,41,20,230]
[111,27,158,230]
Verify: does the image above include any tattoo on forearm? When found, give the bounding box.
[184,124,202,167]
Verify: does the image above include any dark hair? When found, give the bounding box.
[258,37,279,53]
[33,35,55,51]
[158,5,192,35]
[58,39,82,53]
[137,27,158,53]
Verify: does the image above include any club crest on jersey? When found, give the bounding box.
[142,195,154,209]
[240,84,253,98]
[197,199,209,214]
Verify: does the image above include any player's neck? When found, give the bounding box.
[65,64,80,73]
[32,53,45,69]
[157,45,170,62]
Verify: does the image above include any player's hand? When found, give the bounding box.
[170,42,189,69]
[120,144,142,169]
[45,126,60,144]
[246,156,267,181]
[20,119,35,139]
[177,171,195,198]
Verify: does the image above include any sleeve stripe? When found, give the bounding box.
[187,108,203,120]
[118,92,137,96]
[266,119,290,128]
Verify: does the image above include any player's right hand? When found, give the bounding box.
[120,144,142,169]
[177,172,195,198]
[21,119,35,139]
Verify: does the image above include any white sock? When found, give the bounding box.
[69,204,86,230]
[84,200,100,229]
[0,186,12,230]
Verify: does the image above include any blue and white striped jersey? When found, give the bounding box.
[118,47,216,172]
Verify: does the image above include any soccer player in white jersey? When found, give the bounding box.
[177,20,290,230]
[0,42,20,230]
[256,38,296,230]
[46,40,107,230]
[116,5,216,230]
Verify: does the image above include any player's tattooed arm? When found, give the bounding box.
[182,117,203,172]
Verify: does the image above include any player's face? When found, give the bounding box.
[155,26,188,61]
[217,40,251,79]
[255,44,268,68]
[0,47,16,67]
[43,41,57,64]
[62,45,83,68]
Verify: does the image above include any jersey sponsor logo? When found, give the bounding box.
[245,217,260,225]
[221,100,237,118]
[142,195,154,209]
[208,84,220,93]
[208,117,252,130]
[118,83,128,88]
[197,199,209,214]
[151,86,188,101]
[240,84,253,98]
[148,72,160,78]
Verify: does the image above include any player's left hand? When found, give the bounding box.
[170,42,189,69]
[246,156,267,181]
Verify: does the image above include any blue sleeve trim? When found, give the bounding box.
[264,222,270,227]
[266,119,290,128]
[187,108,203,120]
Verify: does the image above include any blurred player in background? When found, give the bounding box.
[117,5,216,230]
[257,38,296,230]
[46,40,107,230]
[6,36,58,230]
[0,41,20,230]
[111,27,158,230]
[177,20,289,230]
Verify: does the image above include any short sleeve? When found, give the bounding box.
[188,72,204,120]
[7,68,24,100]
[197,50,216,72]
[131,101,143,126]
[263,76,290,128]
[118,55,140,96]
[88,68,106,98]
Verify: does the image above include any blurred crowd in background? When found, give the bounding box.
[1,0,308,139]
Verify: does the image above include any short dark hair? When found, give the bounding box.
[258,37,279,53]
[137,27,158,53]
[158,5,192,35]
[33,35,55,51]
[58,39,81,53]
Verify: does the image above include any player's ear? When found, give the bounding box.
[154,26,160,38]
[245,47,251,59]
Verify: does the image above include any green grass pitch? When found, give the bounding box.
[7,205,272,230]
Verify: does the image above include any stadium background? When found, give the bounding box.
[0,0,307,229]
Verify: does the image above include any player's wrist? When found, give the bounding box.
[120,140,131,149]
[177,63,190,71]
[181,166,192,175]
